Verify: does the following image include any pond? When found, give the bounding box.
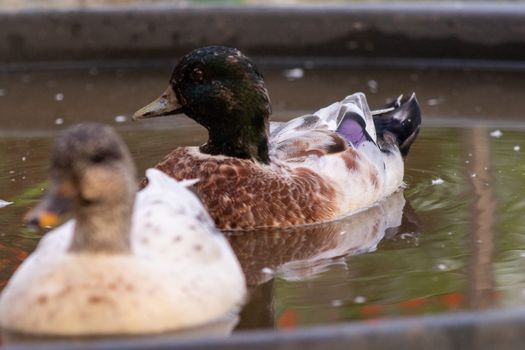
[1,63,525,343]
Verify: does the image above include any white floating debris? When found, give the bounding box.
[447,232,453,236]
[9,170,15,174]
[471,173,477,178]
[0,200,13,208]
[21,156,26,161]
[114,115,127,123]
[55,118,64,125]
[400,233,415,240]
[514,145,521,152]
[0,89,5,97]
[367,80,378,93]
[520,252,525,258]
[431,178,444,185]
[437,263,447,271]
[490,129,503,138]
[426,98,442,106]
[331,299,344,307]
[353,296,367,304]
[283,68,304,80]
[261,267,274,275]
[54,93,64,101]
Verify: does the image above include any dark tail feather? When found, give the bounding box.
[372,93,422,158]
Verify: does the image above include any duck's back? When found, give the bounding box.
[269,93,406,210]
[154,148,339,230]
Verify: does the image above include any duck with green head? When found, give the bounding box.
[133,46,421,230]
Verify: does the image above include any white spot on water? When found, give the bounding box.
[9,170,14,174]
[261,267,274,275]
[283,68,304,80]
[331,299,344,307]
[427,98,442,106]
[55,118,64,125]
[114,115,127,123]
[21,156,26,161]
[520,252,525,258]
[353,296,367,304]
[447,232,453,236]
[437,263,447,271]
[54,93,64,101]
[490,129,503,138]
[367,80,378,93]
[0,200,13,208]
[0,89,5,97]
[400,233,416,240]
[431,178,444,185]
[514,145,520,152]
[471,173,477,178]
[352,22,364,30]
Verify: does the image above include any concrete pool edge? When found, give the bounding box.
[2,2,525,67]
[4,306,525,350]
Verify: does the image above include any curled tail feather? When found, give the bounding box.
[372,93,422,158]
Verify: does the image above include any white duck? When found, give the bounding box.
[0,124,246,336]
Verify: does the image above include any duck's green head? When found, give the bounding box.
[133,46,272,163]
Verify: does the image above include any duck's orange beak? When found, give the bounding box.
[24,180,74,229]
[132,85,183,120]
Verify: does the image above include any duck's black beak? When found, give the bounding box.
[23,180,74,229]
[132,85,183,120]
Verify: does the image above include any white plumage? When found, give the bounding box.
[270,93,405,216]
[0,169,246,336]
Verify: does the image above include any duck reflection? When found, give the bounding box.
[227,190,420,287]
[229,191,421,329]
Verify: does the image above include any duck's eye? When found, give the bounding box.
[191,67,204,82]
[90,153,107,164]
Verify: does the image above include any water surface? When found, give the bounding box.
[1,65,525,341]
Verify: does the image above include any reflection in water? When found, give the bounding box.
[230,191,422,329]
[228,191,413,287]
[2,315,239,347]
[464,128,497,310]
